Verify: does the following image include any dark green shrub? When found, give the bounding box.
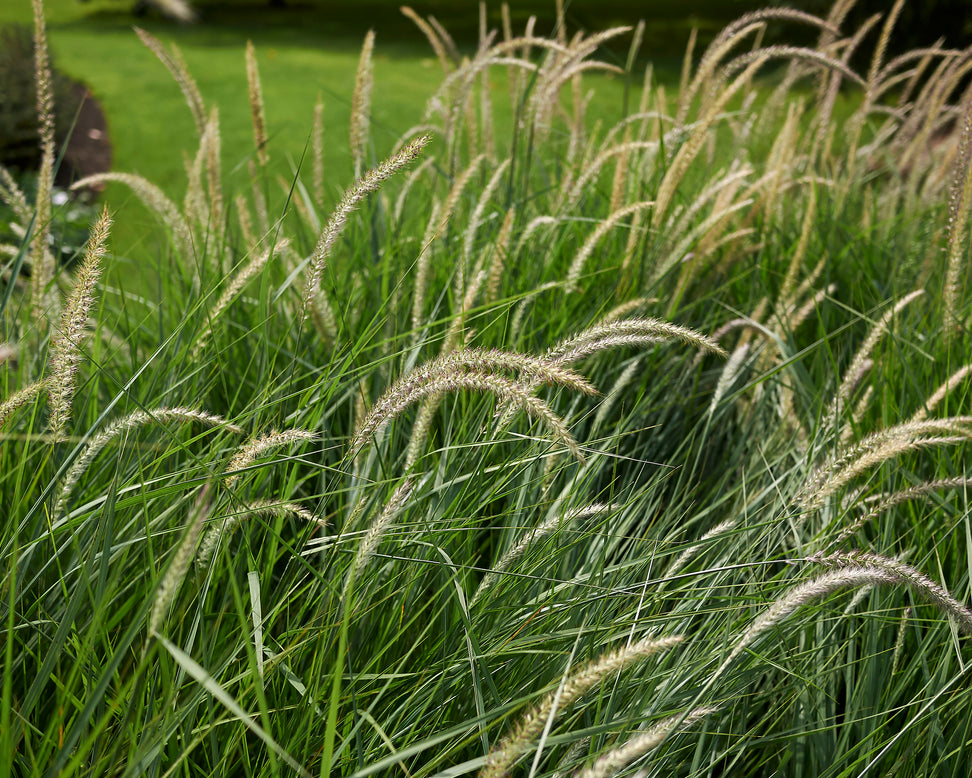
[0,23,82,172]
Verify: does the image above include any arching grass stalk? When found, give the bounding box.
[302,135,431,321]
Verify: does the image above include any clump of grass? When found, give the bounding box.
[7,2,972,776]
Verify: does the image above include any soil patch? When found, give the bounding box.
[57,81,112,192]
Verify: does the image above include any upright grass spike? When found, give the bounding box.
[471,503,617,608]
[47,208,111,441]
[192,239,290,357]
[827,290,924,428]
[910,364,972,422]
[148,484,211,638]
[29,0,55,325]
[0,381,46,429]
[401,6,454,73]
[564,201,654,293]
[943,96,972,335]
[351,369,584,462]
[204,108,224,237]
[245,41,269,168]
[350,31,376,176]
[302,135,431,322]
[345,477,414,585]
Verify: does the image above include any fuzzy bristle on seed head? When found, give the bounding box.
[480,635,684,778]
[47,208,112,440]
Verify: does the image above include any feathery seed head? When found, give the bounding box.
[480,635,684,778]
[246,41,269,167]
[302,135,431,321]
[47,208,112,440]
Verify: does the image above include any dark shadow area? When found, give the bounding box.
[70,0,971,67]
[70,0,763,60]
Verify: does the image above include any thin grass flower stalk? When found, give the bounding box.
[891,606,912,677]
[548,318,727,364]
[828,290,925,426]
[134,27,206,134]
[943,97,972,335]
[401,6,454,73]
[655,56,769,227]
[0,381,47,429]
[576,706,718,778]
[246,41,269,167]
[204,107,224,237]
[677,8,835,125]
[54,407,243,519]
[706,343,751,418]
[346,478,414,586]
[149,485,212,637]
[779,188,817,301]
[47,208,112,440]
[801,417,972,512]
[350,31,375,175]
[484,206,515,305]
[359,346,596,464]
[813,551,972,634]
[479,635,684,778]
[564,201,654,293]
[195,499,322,570]
[235,193,256,251]
[472,503,617,607]
[351,370,584,462]
[30,0,56,323]
[910,364,972,422]
[404,392,444,471]
[71,173,193,258]
[192,239,289,356]
[415,152,485,327]
[836,477,972,543]
[302,135,431,321]
[592,358,642,431]
[462,158,511,269]
[0,164,31,225]
[712,562,972,689]
[248,158,269,234]
[667,519,738,578]
[313,93,325,206]
[224,427,317,487]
